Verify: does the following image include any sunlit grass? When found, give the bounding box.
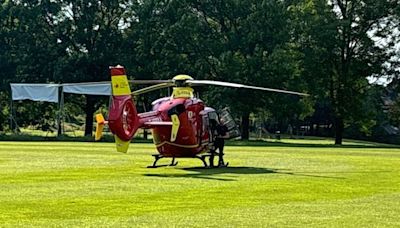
[0,140,399,227]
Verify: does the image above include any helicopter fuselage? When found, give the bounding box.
[149,96,214,157]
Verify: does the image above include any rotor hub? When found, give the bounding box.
[173,74,193,87]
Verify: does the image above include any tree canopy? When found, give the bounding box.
[1,0,399,144]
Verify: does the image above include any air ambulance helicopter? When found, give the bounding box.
[95,65,308,168]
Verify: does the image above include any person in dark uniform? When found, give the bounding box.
[214,121,229,167]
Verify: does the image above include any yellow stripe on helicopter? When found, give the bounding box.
[172,87,194,98]
[170,114,180,142]
[155,141,199,149]
[111,74,131,96]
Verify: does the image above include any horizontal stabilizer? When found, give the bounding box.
[95,114,107,141]
[143,121,173,127]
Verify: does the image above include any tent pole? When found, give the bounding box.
[9,89,13,131]
[108,95,112,109]
[57,85,63,137]
[61,86,65,135]
[9,86,19,134]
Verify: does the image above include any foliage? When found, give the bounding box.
[0,1,63,132]
[0,0,399,142]
[118,0,313,139]
[291,0,400,144]
[388,96,400,126]
[0,91,10,132]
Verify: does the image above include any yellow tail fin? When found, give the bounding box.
[114,135,131,153]
[95,114,105,141]
[110,66,131,96]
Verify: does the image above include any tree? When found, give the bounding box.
[292,0,399,144]
[1,0,133,136]
[51,0,131,136]
[0,1,63,131]
[124,0,311,139]
[186,0,310,139]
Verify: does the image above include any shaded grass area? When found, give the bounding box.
[227,138,400,148]
[2,132,399,149]
[0,140,399,227]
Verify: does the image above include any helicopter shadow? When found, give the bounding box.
[143,166,344,181]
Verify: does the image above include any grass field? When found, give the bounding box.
[0,139,399,227]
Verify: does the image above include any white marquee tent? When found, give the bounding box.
[10,82,112,135]
[10,82,112,102]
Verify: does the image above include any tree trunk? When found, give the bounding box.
[241,113,250,140]
[0,118,3,131]
[84,95,95,137]
[334,116,344,145]
[57,120,62,136]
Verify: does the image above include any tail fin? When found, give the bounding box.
[95,113,130,153]
[107,65,140,153]
[114,135,131,153]
[110,65,131,96]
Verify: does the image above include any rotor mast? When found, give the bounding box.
[172,75,194,99]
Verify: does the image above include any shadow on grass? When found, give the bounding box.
[1,134,399,149]
[226,140,400,149]
[144,166,345,181]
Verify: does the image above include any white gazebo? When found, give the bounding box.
[10,82,112,136]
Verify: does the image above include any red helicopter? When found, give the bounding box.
[95,65,308,168]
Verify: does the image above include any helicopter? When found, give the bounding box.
[95,65,308,168]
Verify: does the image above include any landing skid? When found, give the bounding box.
[147,153,228,168]
[217,162,229,168]
[147,155,178,168]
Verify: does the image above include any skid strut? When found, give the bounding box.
[147,155,178,168]
[147,153,228,168]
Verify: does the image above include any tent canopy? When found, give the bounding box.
[63,83,111,96]
[10,82,112,103]
[11,84,60,103]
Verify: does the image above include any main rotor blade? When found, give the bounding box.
[129,79,173,85]
[186,80,309,96]
[131,82,174,96]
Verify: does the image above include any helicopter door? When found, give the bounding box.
[199,112,211,145]
[207,111,219,142]
[218,108,240,139]
[200,114,208,143]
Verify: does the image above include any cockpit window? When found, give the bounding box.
[207,111,219,124]
[168,104,186,116]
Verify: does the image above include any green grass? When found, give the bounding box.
[0,140,399,227]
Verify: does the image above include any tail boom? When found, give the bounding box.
[101,65,173,153]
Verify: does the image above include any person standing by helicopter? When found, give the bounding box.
[214,119,229,167]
